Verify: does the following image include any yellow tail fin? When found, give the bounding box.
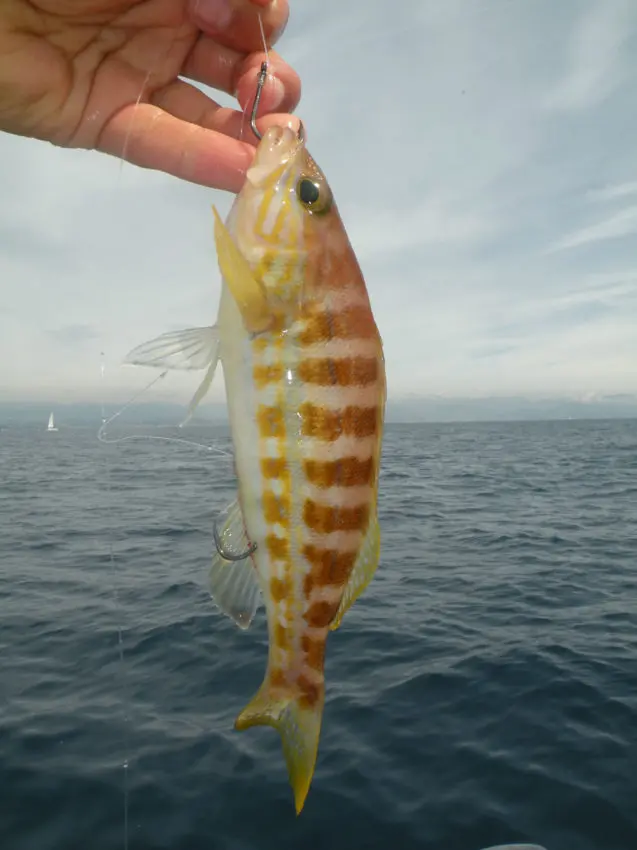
[235,679,324,815]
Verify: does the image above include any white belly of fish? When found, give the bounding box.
[217,284,305,600]
[218,284,265,545]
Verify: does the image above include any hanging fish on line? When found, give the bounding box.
[125,62,386,815]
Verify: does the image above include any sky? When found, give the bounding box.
[1,0,636,409]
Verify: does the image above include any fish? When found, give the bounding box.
[125,124,386,814]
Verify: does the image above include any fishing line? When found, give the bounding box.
[97,366,231,458]
[118,65,153,176]
[98,356,231,850]
[96,34,177,850]
[99,353,130,850]
[258,12,270,66]
[118,30,179,175]
[98,13,268,844]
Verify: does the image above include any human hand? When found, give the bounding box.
[0,0,301,192]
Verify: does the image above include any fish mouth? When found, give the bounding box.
[246,124,304,190]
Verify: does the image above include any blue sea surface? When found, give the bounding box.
[1,420,636,850]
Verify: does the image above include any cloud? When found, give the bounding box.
[548,205,637,251]
[587,181,637,202]
[543,0,633,111]
[345,192,500,264]
[1,0,636,406]
[46,324,99,346]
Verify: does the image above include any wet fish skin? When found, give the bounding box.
[125,125,386,814]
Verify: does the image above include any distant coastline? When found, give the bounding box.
[1,396,636,426]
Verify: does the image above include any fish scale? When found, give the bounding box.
[125,124,385,814]
[249,293,383,711]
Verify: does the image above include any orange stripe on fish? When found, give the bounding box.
[301,633,326,671]
[298,306,379,346]
[297,672,322,709]
[275,622,291,650]
[299,403,381,441]
[304,598,341,629]
[266,534,289,560]
[253,363,284,387]
[256,405,286,438]
[270,668,288,689]
[303,500,370,534]
[304,456,374,488]
[298,356,379,387]
[261,458,288,479]
[263,491,290,524]
[270,576,292,602]
[302,545,358,588]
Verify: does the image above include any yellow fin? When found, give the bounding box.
[212,206,271,333]
[235,680,323,814]
[330,514,380,631]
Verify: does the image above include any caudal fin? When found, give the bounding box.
[235,678,324,814]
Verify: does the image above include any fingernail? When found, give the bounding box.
[194,0,232,29]
[194,0,271,28]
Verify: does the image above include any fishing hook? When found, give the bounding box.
[250,61,305,143]
[250,62,268,140]
[213,519,257,562]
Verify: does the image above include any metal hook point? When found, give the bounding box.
[250,61,268,141]
[213,519,257,562]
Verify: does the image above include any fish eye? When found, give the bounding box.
[296,177,331,214]
[298,179,320,205]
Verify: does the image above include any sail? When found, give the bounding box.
[47,413,57,431]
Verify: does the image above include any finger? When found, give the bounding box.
[152,79,239,134]
[183,38,301,115]
[150,78,300,146]
[97,101,300,193]
[187,0,289,54]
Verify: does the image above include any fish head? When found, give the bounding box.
[230,125,360,309]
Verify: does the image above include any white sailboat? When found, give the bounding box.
[47,412,58,432]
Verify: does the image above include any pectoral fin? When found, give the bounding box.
[209,499,261,630]
[330,513,380,631]
[180,355,217,427]
[124,325,220,423]
[124,326,219,371]
[212,206,272,334]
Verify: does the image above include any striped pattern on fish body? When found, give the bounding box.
[217,129,385,813]
[125,125,385,815]
[222,282,384,701]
